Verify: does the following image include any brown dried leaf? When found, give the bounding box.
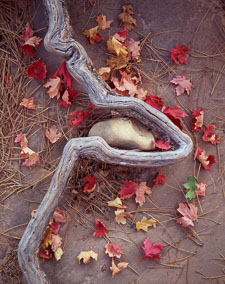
[118,4,136,31]
[110,258,128,277]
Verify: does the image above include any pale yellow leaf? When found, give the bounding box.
[77,250,98,264]
[54,247,63,261]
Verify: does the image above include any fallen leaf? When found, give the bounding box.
[196,147,216,170]
[155,139,171,150]
[51,234,62,252]
[142,237,165,259]
[83,26,103,45]
[136,217,158,232]
[105,243,122,258]
[135,182,151,206]
[177,202,198,227]
[50,222,60,234]
[77,250,98,264]
[163,105,188,118]
[20,23,42,56]
[60,87,80,108]
[83,175,97,193]
[21,153,40,167]
[114,29,129,43]
[98,67,111,81]
[20,23,34,42]
[153,171,166,187]
[41,226,53,249]
[107,36,128,57]
[171,74,192,96]
[135,87,148,100]
[20,97,37,110]
[44,77,62,99]
[115,209,132,224]
[45,125,62,144]
[54,247,63,261]
[39,249,52,259]
[118,4,136,31]
[119,180,138,199]
[183,176,198,200]
[192,108,204,132]
[70,110,89,127]
[202,124,222,145]
[107,54,129,70]
[145,92,165,110]
[125,38,140,60]
[26,59,47,81]
[170,44,190,65]
[53,208,67,223]
[195,182,207,196]
[112,71,136,96]
[93,219,108,237]
[20,45,35,56]
[110,258,128,277]
[96,14,112,30]
[108,197,126,209]
[53,60,74,88]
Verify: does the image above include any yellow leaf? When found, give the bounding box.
[54,247,63,261]
[83,26,100,38]
[110,258,128,277]
[136,216,158,232]
[107,55,129,70]
[77,250,98,264]
[107,36,128,57]
[108,197,126,209]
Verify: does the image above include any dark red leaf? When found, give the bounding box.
[153,171,166,187]
[53,60,74,88]
[26,59,47,81]
[145,92,165,110]
[119,180,138,199]
[192,108,204,132]
[20,23,34,42]
[155,139,171,150]
[59,87,80,108]
[70,110,89,127]
[196,147,216,170]
[90,33,104,45]
[142,237,165,259]
[50,222,60,234]
[83,175,97,193]
[39,249,52,259]
[93,219,108,237]
[20,45,35,56]
[202,124,222,145]
[170,44,190,65]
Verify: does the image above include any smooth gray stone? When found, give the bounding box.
[88,117,155,151]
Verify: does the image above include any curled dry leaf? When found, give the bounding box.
[77,250,98,264]
[70,110,89,127]
[196,147,216,170]
[93,219,108,237]
[105,243,122,258]
[107,36,128,57]
[108,197,126,209]
[26,59,47,81]
[135,182,151,206]
[136,216,158,232]
[177,202,198,227]
[192,108,204,132]
[20,97,37,109]
[202,124,222,145]
[39,249,52,260]
[53,208,67,223]
[96,13,112,30]
[170,44,190,65]
[51,234,62,252]
[171,74,192,96]
[142,237,165,259]
[115,209,132,224]
[110,258,128,278]
[155,139,171,150]
[54,247,63,261]
[45,125,62,144]
[83,175,97,193]
[153,171,166,187]
[118,4,136,31]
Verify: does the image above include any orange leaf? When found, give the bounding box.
[20,97,37,109]
[44,77,62,99]
[96,14,112,30]
[45,125,62,144]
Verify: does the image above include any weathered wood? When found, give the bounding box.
[18,0,193,283]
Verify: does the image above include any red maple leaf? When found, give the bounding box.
[83,175,97,193]
[26,59,47,81]
[93,219,108,237]
[142,237,165,259]
[177,202,198,227]
[119,180,138,199]
[155,139,171,150]
[170,44,190,65]
[70,110,89,126]
[50,222,60,234]
[20,23,42,56]
[202,124,222,145]
[192,108,204,132]
[90,33,104,45]
[196,147,216,170]
[153,171,166,187]
[53,60,74,88]
[163,106,188,118]
[114,29,129,42]
[145,92,165,110]
[20,45,35,56]
[59,87,80,108]
[20,23,34,42]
